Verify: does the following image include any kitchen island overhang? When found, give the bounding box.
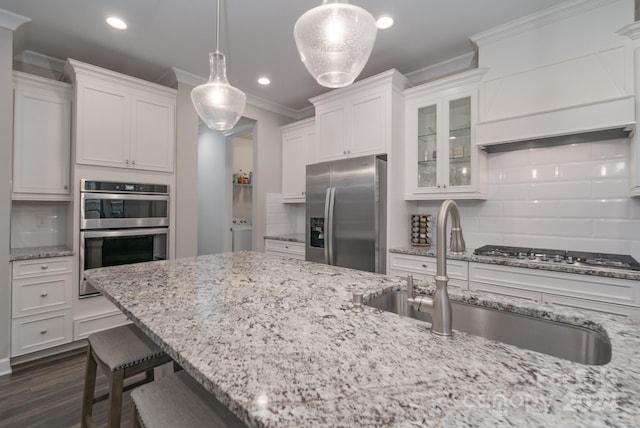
[84,252,640,427]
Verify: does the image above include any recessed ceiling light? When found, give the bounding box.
[106,16,127,30]
[376,15,394,30]
[258,77,271,86]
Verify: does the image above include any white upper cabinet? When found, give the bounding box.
[620,21,640,197]
[311,70,409,163]
[404,69,488,200]
[12,72,72,200]
[281,117,315,203]
[64,59,176,173]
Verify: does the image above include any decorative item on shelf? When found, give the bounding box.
[191,0,246,131]
[411,214,432,246]
[294,0,377,88]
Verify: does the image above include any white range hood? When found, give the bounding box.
[471,0,636,150]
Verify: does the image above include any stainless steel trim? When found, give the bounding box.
[82,192,169,201]
[80,192,170,229]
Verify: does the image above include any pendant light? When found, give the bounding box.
[191,0,246,131]
[294,0,377,88]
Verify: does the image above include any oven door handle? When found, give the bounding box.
[82,192,170,201]
[81,228,169,239]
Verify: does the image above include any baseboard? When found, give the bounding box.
[0,357,11,376]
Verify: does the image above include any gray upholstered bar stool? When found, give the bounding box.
[131,370,247,428]
[81,324,173,428]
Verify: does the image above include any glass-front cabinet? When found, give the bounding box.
[405,69,487,200]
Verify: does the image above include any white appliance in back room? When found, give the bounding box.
[231,217,252,251]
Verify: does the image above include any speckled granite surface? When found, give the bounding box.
[85,252,640,427]
[264,234,305,243]
[10,245,75,261]
[390,246,640,281]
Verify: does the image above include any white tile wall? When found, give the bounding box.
[11,201,68,248]
[265,193,305,236]
[417,139,640,260]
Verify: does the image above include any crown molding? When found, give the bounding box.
[471,0,618,47]
[405,52,476,86]
[618,20,640,40]
[13,50,66,75]
[0,9,30,31]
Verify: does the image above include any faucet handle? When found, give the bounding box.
[407,275,414,299]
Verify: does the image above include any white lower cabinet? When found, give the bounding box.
[469,262,640,320]
[388,252,468,289]
[264,239,305,260]
[11,257,74,357]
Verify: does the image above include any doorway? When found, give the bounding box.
[197,118,256,255]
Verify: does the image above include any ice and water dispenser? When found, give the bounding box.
[310,217,324,249]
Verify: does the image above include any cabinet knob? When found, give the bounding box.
[343,150,347,155]
[64,185,68,190]
[421,264,428,268]
[443,184,447,189]
[40,330,48,335]
[285,245,289,249]
[41,265,48,270]
[301,191,305,195]
[125,160,130,165]
[40,292,48,297]
[132,160,136,165]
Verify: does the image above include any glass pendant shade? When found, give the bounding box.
[191,51,246,131]
[294,0,377,88]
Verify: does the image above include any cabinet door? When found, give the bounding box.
[443,94,474,192]
[76,81,130,168]
[282,131,308,201]
[13,80,71,196]
[316,105,347,161]
[350,92,386,156]
[130,95,175,172]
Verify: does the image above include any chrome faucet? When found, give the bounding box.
[407,200,465,337]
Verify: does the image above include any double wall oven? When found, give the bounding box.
[80,180,169,297]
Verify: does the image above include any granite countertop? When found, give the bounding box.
[264,233,305,244]
[84,252,640,427]
[390,246,640,281]
[10,245,75,261]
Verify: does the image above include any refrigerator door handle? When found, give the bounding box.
[325,187,336,265]
[324,187,331,264]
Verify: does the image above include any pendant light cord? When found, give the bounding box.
[216,0,220,53]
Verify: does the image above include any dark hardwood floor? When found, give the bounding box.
[0,347,137,428]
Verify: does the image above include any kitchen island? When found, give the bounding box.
[84,252,640,427]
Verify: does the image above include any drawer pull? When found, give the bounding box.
[40,330,48,335]
[40,292,48,297]
[285,246,289,249]
[421,264,428,268]
[41,265,49,270]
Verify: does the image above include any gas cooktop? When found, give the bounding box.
[473,245,640,271]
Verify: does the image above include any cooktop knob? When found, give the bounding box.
[529,252,536,260]
[553,254,562,262]
[566,256,574,264]
[541,254,548,261]
[517,252,526,259]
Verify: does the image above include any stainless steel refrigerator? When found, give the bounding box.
[305,155,386,273]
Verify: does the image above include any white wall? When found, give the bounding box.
[174,81,199,258]
[416,139,640,260]
[198,128,230,255]
[0,26,13,371]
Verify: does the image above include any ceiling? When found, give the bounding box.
[1,0,567,115]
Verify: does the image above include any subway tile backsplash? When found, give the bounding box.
[265,193,305,236]
[418,138,640,261]
[11,201,68,248]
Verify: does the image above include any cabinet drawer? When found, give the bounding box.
[74,310,131,340]
[469,281,542,302]
[389,253,468,280]
[11,310,72,357]
[264,240,305,256]
[13,257,73,279]
[12,274,72,317]
[542,294,640,320]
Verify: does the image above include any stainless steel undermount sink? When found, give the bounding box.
[365,290,612,365]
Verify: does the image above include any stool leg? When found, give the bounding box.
[107,369,125,428]
[81,348,97,428]
[131,402,142,428]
